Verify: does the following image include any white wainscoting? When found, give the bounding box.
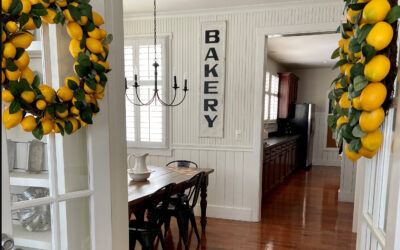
[312,112,341,167]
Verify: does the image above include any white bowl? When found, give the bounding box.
[128,170,152,182]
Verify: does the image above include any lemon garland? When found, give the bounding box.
[1,0,112,139]
[328,0,400,162]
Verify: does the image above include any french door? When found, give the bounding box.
[1,22,112,250]
[356,104,400,250]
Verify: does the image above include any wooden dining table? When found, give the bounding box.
[128,165,214,231]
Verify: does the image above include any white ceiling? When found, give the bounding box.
[267,33,341,69]
[123,0,300,14]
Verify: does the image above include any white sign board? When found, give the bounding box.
[200,21,226,138]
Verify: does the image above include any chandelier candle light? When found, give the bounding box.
[125,0,188,107]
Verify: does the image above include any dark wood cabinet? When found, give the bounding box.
[262,136,299,198]
[278,72,299,119]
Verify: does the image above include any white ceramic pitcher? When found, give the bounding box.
[127,153,149,173]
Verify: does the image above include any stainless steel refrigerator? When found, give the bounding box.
[290,103,315,169]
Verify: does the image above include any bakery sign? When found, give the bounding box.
[200,21,226,138]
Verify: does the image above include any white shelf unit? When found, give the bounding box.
[13,223,52,250]
[9,172,49,188]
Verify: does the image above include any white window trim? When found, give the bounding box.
[264,72,279,132]
[124,34,172,150]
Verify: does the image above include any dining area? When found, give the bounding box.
[127,156,214,250]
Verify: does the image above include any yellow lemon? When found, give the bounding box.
[84,94,91,103]
[366,22,393,51]
[78,116,87,127]
[21,67,35,85]
[2,90,14,102]
[2,0,12,12]
[29,0,40,4]
[92,11,104,26]
[345,144,361,162]
[65,76,80,88]
[364,55,390,82]
[343,38,351,54]
[345,64,354,82]
[3,107,23,129]
[38,85,55,103]
[90,53,99,63]
[22,17,38,30]
[20,116,37,132]
[36,99,47,110]
[100,29,107,39]
[94,92,104,99]
[352,96,362,110]
[56,109,68,119]
[337,116,349,129]
[361,129,383,151]
[88,28,102,40]
[39,0,50,7]
[84,82,96,94]
[95,75,100,83]
[53,118,65,133]
[68,117,79,133]
[80,15,88,25]
[62,9,74,22]
[95,84,104,94]
[41,8,57,24]
[41,118,53,135]
[20,0,31,14]
[97,61,109,70]
[73,62,79,74]
[3,42,16,59]
[339,92,351,109]
[70,106,79,115]
[66,22,83,40]
[2,58,6,68]
[347,8,361,24]
[6,21,18,33]
[2,30,6,42]
[57,86,74,101]
[55,0,67,7]
[5,69,20,81]
[86,38,104,54]
[360,82,387,111]
[10,31,34,49]
[20,90,35,103]
[14,51,30,70]
[363,0,391,24]
[359,107,385,132]
[340,63,349,73]
[69,39,85,58]
[359,147,378,159]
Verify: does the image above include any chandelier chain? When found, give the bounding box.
[154,0,157,62]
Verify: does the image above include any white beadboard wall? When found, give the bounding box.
[312,112,342,166]
[124,0,344,221]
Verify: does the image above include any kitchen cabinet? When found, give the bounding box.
[278,72,299,119]
[262,136,299,198]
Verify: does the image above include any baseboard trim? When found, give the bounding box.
[338,189,355,203]
[193,205,256,222]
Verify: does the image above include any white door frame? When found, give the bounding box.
[252,22,338,221]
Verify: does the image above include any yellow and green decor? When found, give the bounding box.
[1,0,112,139]
[329,0,400,162]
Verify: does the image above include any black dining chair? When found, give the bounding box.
[166,160,198,168]
[129,183,175,250]
[162,172,205,250]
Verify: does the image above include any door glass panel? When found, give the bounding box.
[59,197,92,250]
[57,128,89,194]
[12,205,52,250]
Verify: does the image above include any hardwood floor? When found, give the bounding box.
[139,166,357,250]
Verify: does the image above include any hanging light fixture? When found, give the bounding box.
[125,0,188,107]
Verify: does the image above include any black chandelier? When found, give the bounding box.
[125,0,188,107]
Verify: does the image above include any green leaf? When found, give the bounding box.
[102,34,113,44]
[362,44,376,63]
[56,122,65,136]
[86,77,96,90]
[80,35,86,49]
[352,125,366,138]
[331,47,340,59]
[19,79,31,91]
[342,124,356,142]
[74,88,85,102]
[8,81,21,96]
[32,75,40,88]
[349,37,361,53]
[99,72,107,85]
[64,119,73,134]
[84,20,96,32]
[53,11,62,24]
[80,107,93,124]
[14,48,25,60]
[31,3,48,16]
[6,58,18,71]
[350,63,364,81]
[348,3,366,10]
[349,139,362,153]
[328,115,336,130]
[46,105,56,119]
[78,3,92,19]
[386,6,400,24]
[32,16,42,28]
[334,88,345,99]
[75,65,88,77]
[9,100,21,114]
[332,59,348,70]
[349,108,362,127]
[93,62,105,73]
[353,75,369,91]
[90,102,99,113]
[32,123,43,140]
[55,103,68,113]
[78,52,91,67]
[340,75,349,88]
[67,79,78,90]
[19,13,30,27]
[9,0,23,16]
[336,126,344,146]
[357,24,373,44]
[67,5,81,21]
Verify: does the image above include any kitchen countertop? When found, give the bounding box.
[264,135,300,149]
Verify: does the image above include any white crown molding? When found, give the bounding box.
[123,0,344,20]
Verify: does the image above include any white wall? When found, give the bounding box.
[124,0,343,221]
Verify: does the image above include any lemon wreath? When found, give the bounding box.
[1,0,112,139]
[328,0,400,162]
